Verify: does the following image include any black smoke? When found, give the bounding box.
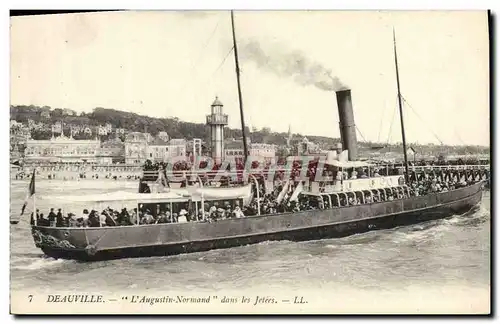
[238,39,347,91]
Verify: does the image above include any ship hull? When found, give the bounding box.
[32,182,484,262]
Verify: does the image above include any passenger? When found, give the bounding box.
[67,213,77,227]
[234,206,245,218]
[178,210,188,223]
[209,205,217,219]
[105,211,117,226]
[48,208,57,227]
[172,213,179,223]
[155,212,168,224]
[225,206,233,218]
[82,209,89,222]
[217,208,226,220]
[130,208,139,224]
[56,208,64,227]
[165,211,172,223]
[140,210,154,225]
[75,216,85,227]
[119,208,133,226]
[350,170,358,179]
[99,211,108,226]
[88,211,100,227]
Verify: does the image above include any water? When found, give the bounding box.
[10,181,490,309]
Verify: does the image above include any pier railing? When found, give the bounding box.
[141,164,489,182]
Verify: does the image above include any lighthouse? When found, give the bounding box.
[206,96,228,164]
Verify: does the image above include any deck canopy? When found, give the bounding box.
[324,159,373,168]
[38,185,253,204]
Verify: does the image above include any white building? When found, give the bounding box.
[24,134,101,163]
[124,132,148,165]
[146,137,187,163]
[104,123,113,133]
[157,131,169,142]
[146,138,170,163]
[249,143,276,162]
[168,139,187,159]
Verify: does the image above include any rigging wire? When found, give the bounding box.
[386,95,398,144]
[356,125,367,143]
[176,15,222,98]
[211,46,235,79]
[401,95,444,145]
[377,98,387,143]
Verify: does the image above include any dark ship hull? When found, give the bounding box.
[31,182,483,262]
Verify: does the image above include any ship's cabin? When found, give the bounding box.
[37,184,252,227]
[304,159,408,197]
[299,185,410,208]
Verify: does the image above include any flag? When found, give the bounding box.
[289,181,304,202]
[20,169,36,216]
[276,180,290,204]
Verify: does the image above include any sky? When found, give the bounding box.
[10,11,489,146]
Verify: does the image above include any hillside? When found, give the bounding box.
[10,105,490,157]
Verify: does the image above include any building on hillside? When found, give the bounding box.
[124,132,148,165]
[62,108,77,116]
[144,137,187,163]
[98,137,125,164]
[168,139,187,159]
[157,131,169,142]
[40,110,51,119]
[296,137,321,155]
[24,133,101,163]
[146,137,170,163]
[224,140,245,161]
[83,126,93,135]
[104,123,113,133]
[249,143,276,162]
[10,145,22,163]
[115,128,126,135]
[10,124,30,146]
[223,138,251,162]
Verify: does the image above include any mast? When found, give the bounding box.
[231,10,248,163]
[393,28,410,183]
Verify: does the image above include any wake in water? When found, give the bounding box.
[11,255,67,271]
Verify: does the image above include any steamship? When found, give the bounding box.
[27,13,485,261]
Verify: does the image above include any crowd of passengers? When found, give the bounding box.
[32,172,483,227]
[31,200,247,228]
[245,173,482,216]
[15,171,141,181]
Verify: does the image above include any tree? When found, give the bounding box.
[52,108,63,117]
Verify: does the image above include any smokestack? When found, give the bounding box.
[336,89,358,161]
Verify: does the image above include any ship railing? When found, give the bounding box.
[409,165,490,171]
[303,185,410,208]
